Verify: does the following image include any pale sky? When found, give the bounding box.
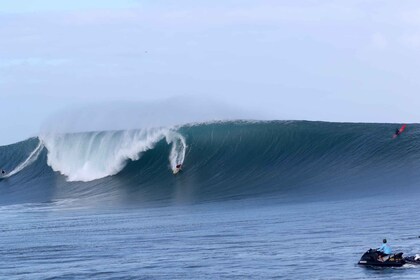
[1,0,420,144]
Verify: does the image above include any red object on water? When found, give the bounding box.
[393,124,407,138]
[399,124,407,133]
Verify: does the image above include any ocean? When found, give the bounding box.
[1,121,419,279]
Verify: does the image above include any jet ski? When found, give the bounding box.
[358,249,405,267]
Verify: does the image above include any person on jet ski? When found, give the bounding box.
[377,239,392,261]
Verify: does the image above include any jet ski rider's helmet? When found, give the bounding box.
[383,239,387,243]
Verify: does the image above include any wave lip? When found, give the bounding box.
[40,128,186,182]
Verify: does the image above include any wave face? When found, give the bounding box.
[0,121,419,206]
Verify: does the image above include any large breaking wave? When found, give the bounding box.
[0,121,418,206]
[40,128,186,182]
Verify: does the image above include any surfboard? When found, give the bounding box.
[393,124,407,139]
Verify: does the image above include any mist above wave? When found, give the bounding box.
[40,96,260,134]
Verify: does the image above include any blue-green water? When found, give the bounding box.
[1,195,420,279]
[1,121,419,279]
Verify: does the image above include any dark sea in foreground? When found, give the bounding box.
[1,121,420,279]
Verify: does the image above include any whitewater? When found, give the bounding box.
[40,128,186,182]
[1,120,420,279]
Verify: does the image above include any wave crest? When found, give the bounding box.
[40,128,186,182]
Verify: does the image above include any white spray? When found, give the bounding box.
[40,128,186,182]
[4,141,44,177]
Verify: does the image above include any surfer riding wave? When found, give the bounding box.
[393,124,407,138]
